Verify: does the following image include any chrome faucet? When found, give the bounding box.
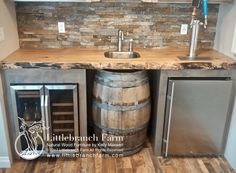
[117,30,124,52]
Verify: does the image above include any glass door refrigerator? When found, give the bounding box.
[10,84,79,156]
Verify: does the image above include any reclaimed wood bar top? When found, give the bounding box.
[1,47,236,70]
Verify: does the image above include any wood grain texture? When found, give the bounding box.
[1,140,235,173]
[14,0,99,2]
[141,0,232,4]
[1,48,236,70]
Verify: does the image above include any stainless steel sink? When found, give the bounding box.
[104,51,140,59]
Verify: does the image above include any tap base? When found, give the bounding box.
[178,56,212,61]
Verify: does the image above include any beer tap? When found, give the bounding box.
[190,0,208,27]
[188,0,208,59]
[190,0,201,26]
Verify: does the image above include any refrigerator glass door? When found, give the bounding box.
[10,85,45,154]
[163,79,232,156]
[44,85,79,152]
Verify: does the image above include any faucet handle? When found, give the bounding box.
[118,30,124,40]
[129,38,133,52]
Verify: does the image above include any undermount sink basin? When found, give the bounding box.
[104,51,140,59]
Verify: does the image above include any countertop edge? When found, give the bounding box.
[1,48,236,70]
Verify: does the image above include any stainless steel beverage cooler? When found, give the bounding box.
[10,84,79,155]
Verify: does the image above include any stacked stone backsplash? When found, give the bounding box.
[16,2,219,49]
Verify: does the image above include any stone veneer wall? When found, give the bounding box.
[16,2,219,49]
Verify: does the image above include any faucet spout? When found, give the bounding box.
[117,30,124,52]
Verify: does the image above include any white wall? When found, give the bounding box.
[214,1,236,170]
[225,98,236,170]
[214,1,236,58]
[0,0,19,60]
[0,75,12,168]
[0,0,19,168]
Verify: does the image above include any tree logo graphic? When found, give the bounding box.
[15,117,44,160]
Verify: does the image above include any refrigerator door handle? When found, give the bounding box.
[44,93,50,142]
[40,94,46,140]
[164,82,175,157]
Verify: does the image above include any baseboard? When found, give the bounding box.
[0,156,11,168]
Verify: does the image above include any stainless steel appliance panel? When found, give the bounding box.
[163,79,232,156]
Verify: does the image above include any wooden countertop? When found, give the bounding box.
[1,48,236,70]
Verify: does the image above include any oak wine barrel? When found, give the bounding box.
[92,70,151,156]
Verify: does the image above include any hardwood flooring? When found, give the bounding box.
[0,141,235,173]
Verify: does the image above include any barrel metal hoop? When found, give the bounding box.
[99,142,144,155]
[94,122,149,135]
[97,70,148,79]
[94,77,149,88]
[93,99,150,112]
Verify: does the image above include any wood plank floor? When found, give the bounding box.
[0,141,235,173]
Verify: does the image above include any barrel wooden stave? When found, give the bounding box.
[92,70,151,156]
[93,82,150,106]
[93,102,150,129]
[94,126,147,155]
